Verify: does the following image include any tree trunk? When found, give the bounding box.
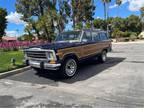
[106,3,109,35]
[72,15,76,29]
[26,29,33,42]
[32,25,41,37]
[103,3,107,20]
[142,17,144,31]
[26,29,32,36]
[39,1,44,16]
[142,22,144,31]
[117,6,120,17]
[43,25,51,42]
[58,21,62,33]
[0,37,2,42]
[106,3,109,20]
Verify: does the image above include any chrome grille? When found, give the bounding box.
[26,51,47,59]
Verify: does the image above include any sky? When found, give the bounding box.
[0,0,144,37]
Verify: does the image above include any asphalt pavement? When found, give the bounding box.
[0,42,144,108]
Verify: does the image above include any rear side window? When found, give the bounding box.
[100,33,108,41]
[92,32,100,42]
[82,31,92,42]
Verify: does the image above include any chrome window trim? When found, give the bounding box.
[80,31,84,42]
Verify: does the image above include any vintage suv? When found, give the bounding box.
[24,29,111,78]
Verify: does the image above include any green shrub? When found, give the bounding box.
[2,48,11,52]
[130,32,137,41]
[112,29,124,38]
[13,47,19,51]
[122,31,130,37]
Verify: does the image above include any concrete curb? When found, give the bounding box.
[0,66,31,79]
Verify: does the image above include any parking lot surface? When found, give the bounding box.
[1,42,144,108]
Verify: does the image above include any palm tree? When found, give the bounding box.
[101,0,111,35]
[101,0,111,20]
[116,0,122,17]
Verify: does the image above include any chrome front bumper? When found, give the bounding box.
[28,60,61,70]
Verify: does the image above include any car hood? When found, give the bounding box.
[29,42,81,51]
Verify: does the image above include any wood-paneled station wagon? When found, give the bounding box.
[24,29,112,78]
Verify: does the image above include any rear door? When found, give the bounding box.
[81,31,93,58]
[91,31,102,54]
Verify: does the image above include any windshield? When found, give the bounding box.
[55,31,81,42]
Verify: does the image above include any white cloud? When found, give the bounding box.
[96,16,101,19]
[109,0,144,11]
[6,12,26,25]
[129,0,144,11]
[6,31,17,37]
[109,4,118,9]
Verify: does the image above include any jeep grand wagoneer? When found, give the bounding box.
[24,29,111,78]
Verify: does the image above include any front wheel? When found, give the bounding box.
[60,58,77,78]
[98,50,107,63]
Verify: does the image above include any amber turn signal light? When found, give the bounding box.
[49,60,56,64]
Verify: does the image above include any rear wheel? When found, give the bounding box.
[60,58,77,78]
[98,50,107,63]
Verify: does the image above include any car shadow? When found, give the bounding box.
[36,57,125,84]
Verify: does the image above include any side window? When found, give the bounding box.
[82,31,92,42]
[92,32,100,42]
[100,33,108,41]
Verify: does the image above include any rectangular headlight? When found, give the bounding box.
[47,51,56,60]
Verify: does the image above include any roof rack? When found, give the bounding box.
[82,28,105,32]
[62,28,106,33]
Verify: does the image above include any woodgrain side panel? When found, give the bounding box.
[57,41,111,60]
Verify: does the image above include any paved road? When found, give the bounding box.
[1,42,144,108]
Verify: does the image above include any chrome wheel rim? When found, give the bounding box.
[65,59,77,76]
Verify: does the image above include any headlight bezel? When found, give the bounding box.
[46,50,57,61]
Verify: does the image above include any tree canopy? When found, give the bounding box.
[16,0,95,41]
[0,8,7,41]
[92,15,142,38]
[15,0,144,41]
[16,0,57,41]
